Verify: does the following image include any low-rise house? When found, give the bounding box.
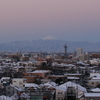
[23,75,37,83]
[24,83,55,100]
[24,70,51,79]
[24,83,39,91]
[84,93,100,100]
[23,70,51,83]
[88,73,100,88]
[48,75,67,82]
[13,66,26,72]
[56,81,87,100]
[89,58,100,65]
[12,78,26,89]
[1,77,11,85]
[6,85,23,96]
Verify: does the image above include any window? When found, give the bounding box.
[58,92,63,94]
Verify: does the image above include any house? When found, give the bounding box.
[23,75,37,83]
[23,70,51,83]
[56,81,87,100]
[6,85,23,96]
[88,73,100,88]
[12,78,26,89]
[48,75,67,82]
[84,93,100,100]
[1,77,11,85]
[24,83,39,91]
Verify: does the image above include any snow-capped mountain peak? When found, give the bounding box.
[42,36,57,40]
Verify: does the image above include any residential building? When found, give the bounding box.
[12,78,26,89]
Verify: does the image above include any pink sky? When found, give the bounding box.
[0,0,100,42]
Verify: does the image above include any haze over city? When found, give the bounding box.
[0,0,100,43]
[1,1,100,100]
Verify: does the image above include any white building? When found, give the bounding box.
[76,48,84,57]
[12,78,26,89]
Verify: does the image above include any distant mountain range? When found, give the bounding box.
[0,39,100,52]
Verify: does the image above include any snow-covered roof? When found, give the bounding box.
[90,73,100,77]
[68,74,81,75]
[20,93,30,98]
[1,77,10,80]
[85,93,100,97]
[67,77,79,80]
[11,93,19,100]
[25,83,39,88]
[91,88,100,92]
[0,95,12,100]
[13,66,25,68]
[10,85,23,91]
[90,73,100,80]
[56,81,87,92]
[56,86,66,91]
[49,75,66,77]
[52,63,75,67]
[31,70,50,73]
[44,82,56,87]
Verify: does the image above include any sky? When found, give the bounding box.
[0,0,100,43]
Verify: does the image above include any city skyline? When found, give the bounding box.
[0,0,100,43]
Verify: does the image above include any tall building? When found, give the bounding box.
[79,53,89,61]
[76,48,84,57]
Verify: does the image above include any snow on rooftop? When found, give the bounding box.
[90,73,100,77]
[67,77,79,80]
[20,93,30,98]
[25,83,39,88]
[10,85,23,91]
[0,95,12,100]
[52,62,75,67]
[77,61,89,66]
[90,73,100,80]
[56,86,66,91]
[44,82,56,87]
[91,88,100,92]
[85,93,100,97]
[11,93,19,100]
[57,81,87,92]
[1,77,10,80]
[31,70,50,73]
[68,73,81,75]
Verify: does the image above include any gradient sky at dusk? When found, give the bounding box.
[0,0,100,43]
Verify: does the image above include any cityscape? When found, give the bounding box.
[0,46,100,100]
[0,0,100,100]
